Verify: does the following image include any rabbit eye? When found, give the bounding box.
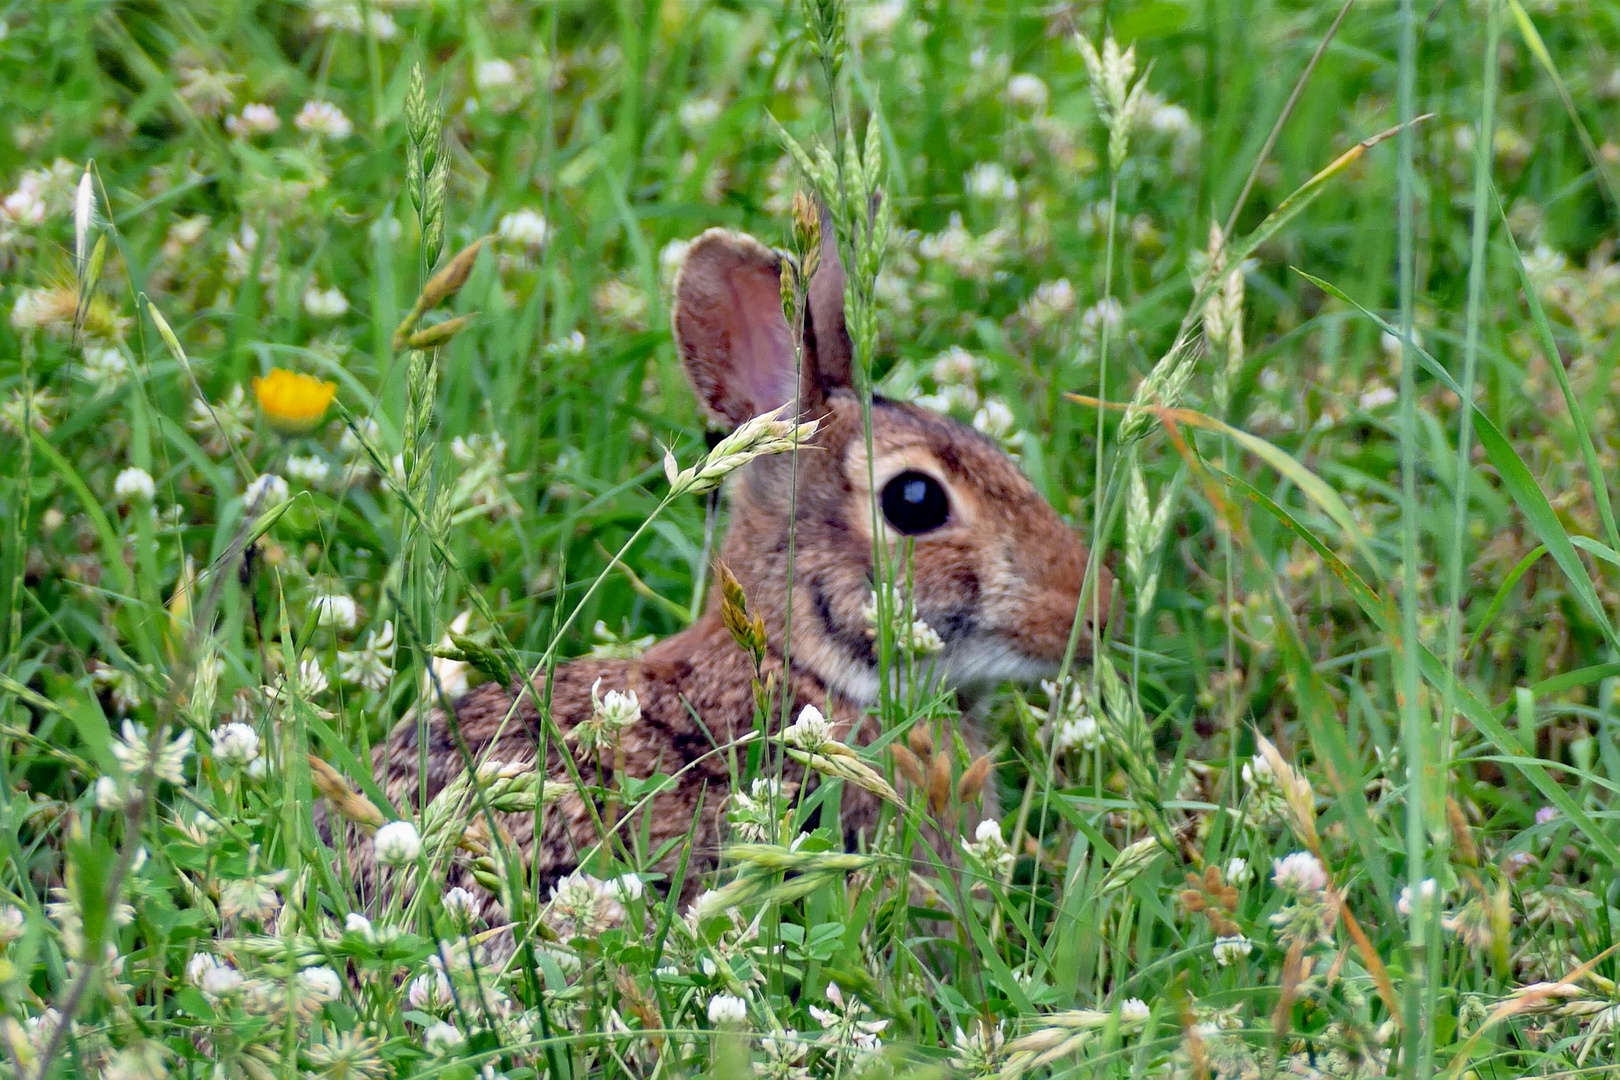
[880,470,950,535]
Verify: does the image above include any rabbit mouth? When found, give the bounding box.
[934,637,1065,694]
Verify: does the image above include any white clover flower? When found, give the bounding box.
[707,993,748,1026]
[211,722,260,767]
[1052,711,1101,754]
[1212,934,1253,967]
[474,58,518,92]
[961,817,1015,876]
[374,820,421,866]
[218,877,280,922]
[1359,384,1398,410]
[0,905,24,946]
[1272,851,1329,896]
[1021,278,1077,330]
[853,0,905,37]
[1224,857,1252,885]
[294,100,353,139]
[1241,755,1275,789]
[296,656,329,698]
[546,329,586,356]
[424,1021,463,1056]
[610,874,644,903]
[591,678,641,729]
[1,184,46,227]
[111,720,193,786]
[1120,998,1151,1023]
[113,466,155,504]
[1148,101,1194,138]
[930,345,982,386]
[244,473,290,509]
[497,208,550,252]
[443,886,479,920]
[658,238,692,289]
[225,103,281,136]
[679,97,722,130]
[861,584,945,657]
[80,344,129,389]
[783,704,833,753]
[1397,878,1440,918]
[298,965,343,1003]
[338,620,395,690]
[409,968,454,1012]
[1080,296,1126,348]
[303,284,350,318]
[311,593,358,631]
[965,161,1016,201]
[200,962,245,999]
[1006,72,1049,110]
[286,453,331,485]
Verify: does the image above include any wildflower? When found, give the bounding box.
[708,993,748,1026]
[1535,805,1558,825]
[961,818,1015,877]
[663,407,820,496]
[783,704,834,754]
[1006,72,1049,110]
[294,100,353,140]
[1,386,58,435]
[1224,857,1252,885]
[296,656,330,697]
[686,888,727,926]
[225,103,281,136]
[243,475,290,513]
[299,966,344,1004]
[757,1029,813,1080]
[1080,296,1126,350]
[1120,998,1151,1023]
[809,983,890,1059]
[545,871,626,938]
[253,368,336,435]
[113,467,155,504]
[301,284,350,321]
[198,959,245,1001]
[187,385,254,452]
[408,969,454,1012]
[1443,897,1495,950]
[337,621,395,691]
[950,1020,1007,1076]
[1359,384,1397,410]
[861,584,945,657]
[1241,754,1286,824]
[593,277,648,330]
[286,454,330,486]
[81,344,129,390]
[311,593,358,631]
[111,721,192,786]
[679,97,723,131]
[211,722,260,767]
[497,208,550,252]
[178,63,241,117]
[374,820,421,866]
[1272,852,1328,896]
[966,161,1016,201]
[973,399,1025,454]
[1212,934,1253,967]
[218,877,280,922]
[303,1029,384,1078]
[611,874,645,903]
[424,1021,462,1056]
[852,0,905,37]
[571,677,641,753]
[1020,278,1076,332]
[443,886,479,920]
[546,329,587,356]
[1397,878,1440,918]
[1,181,46,226]
[474,58,518,92]
[729,777,784,843]
[0,906,24,946]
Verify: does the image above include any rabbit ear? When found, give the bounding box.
[805,203,852,394]
[672,226,853,428]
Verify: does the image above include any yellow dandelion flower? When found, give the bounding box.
[252,368,336,435]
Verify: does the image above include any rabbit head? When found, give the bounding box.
[672,227,1111,708]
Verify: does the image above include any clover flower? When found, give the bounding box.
[707,993,748,1026]
[244,473,291,511]
[408,968,454,1012]
[782,704,833,754]
[338,620,395,691]
[443,886,479,921]
[294,100,353,139]
[311,593,358,631]
[1212,934,1253,967]
[571,678,641,752]
[113,467,155,504]
[373,821,421,866]
[225,103,280,136]
[497,208,550,252]
[1271,852,1328,896]
[424,1021,463,1056]
[302,284,350,319]
[111,721,193,786]
[1007,72,1049,110]
[211,722,260,767]
[961,818,1015,877]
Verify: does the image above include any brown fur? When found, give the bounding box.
[328,225,1111,922]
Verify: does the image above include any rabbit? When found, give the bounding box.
[322,223,1112,926]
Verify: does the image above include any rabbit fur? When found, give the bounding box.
[326,225,1111,925]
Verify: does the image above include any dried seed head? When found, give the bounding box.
[306,753,384,829]
[421,236,489,311]
[891,744,925,788]
[1447,796,1480,867]
[718,563,767,663]
[957,754,993,803]
[926,750,952,815]
[406,314,474,350]
[907,725,934,757]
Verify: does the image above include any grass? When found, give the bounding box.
[2,0,1620,1076]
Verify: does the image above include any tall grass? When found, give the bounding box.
[0,0,1618,1077]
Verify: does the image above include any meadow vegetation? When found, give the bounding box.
[2,0,1620,1076]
